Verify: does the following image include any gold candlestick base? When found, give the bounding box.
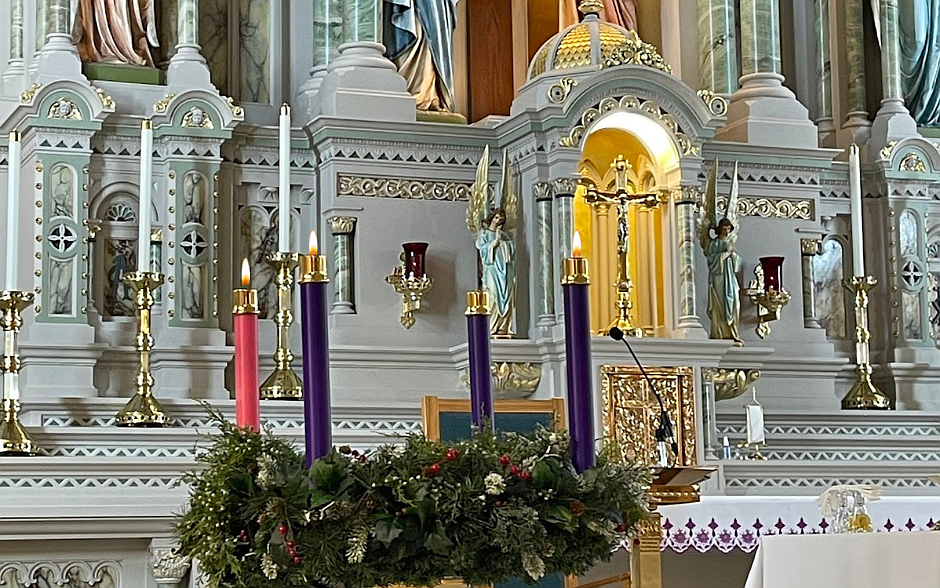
[0,290,38,455]
[603,285,643,337]
[385,267,433,329]
[116,271,169,427]
[260,252,303,400]
[841,276,891,410]
[1,399,37,455]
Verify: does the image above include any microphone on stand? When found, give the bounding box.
[608,327,678,468]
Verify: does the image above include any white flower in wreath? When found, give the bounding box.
[522,553,545,580]
[260,553,278,579]
[256,454,276,488]
[484,472,506,495]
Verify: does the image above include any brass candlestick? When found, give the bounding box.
[841,276,891,410]
[116,271,168,427]
[0,290,38,455]
[260,252,303,400]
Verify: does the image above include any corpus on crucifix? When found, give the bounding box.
[580,155,660,337]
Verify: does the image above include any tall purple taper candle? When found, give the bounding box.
[563,232,596,472]
[299,230,332,466]
[466,290,494,429]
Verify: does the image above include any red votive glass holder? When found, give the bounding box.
[403,242,429,278]
[760,256,785,292]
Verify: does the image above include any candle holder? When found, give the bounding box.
[116,271,168,427]
[745,259,791,339]
[841,276,891,410]
[0,290,38,455]
[385,264,433,329]
[260,252,303,400]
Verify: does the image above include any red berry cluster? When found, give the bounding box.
[236,529,249,542]
[425,462,441,477]
[502,455,531,480]
[286,540,301,564]
[445,448,459,461]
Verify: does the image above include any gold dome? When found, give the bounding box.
[527,6,671,81]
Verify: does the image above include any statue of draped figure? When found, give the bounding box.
[384,0,458,112]
[73,0,160,66]
[873,0,940,126]
[560,0,637,30]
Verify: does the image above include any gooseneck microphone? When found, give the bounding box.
[608,327,678,468]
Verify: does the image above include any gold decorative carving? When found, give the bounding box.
[601,365,696,467]
[327,216,357,235]
[48,97,82,120]
[460,362,542,400]
[93,86,115,109]
[560,95,699,156]
[717,195,814,220]
[154,93,176,114]
[880,141,898,160]
[697,89,728,117]
[20,83,41,104]
[224,96,244,118]
[899,152,927,173]
[181,106,214,129]
[547,77,579,104]
[338,175,472,201]
[711,368,761,401]
[602,31,672,74]
[801,238,823,256]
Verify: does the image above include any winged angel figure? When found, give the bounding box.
[467,146,517,336]
[697,160,743,343]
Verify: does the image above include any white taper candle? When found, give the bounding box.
[138,120,153,272]
[4,131,21,291]
[848,144,865,277]
[278,104,291,252]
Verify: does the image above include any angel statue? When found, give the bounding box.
[467,146,517,337]
[697,160,743,344]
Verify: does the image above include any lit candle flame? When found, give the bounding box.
[573,231,582,257]
[309,230,318,256]
[241,258,251,287]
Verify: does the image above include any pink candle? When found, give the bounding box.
[234,258,260,431]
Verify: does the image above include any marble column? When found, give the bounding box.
[714,0,817,146]
[34,0,81,80]
[342,0,381,44]
[675,187,705,336]
[301,0,344,104]
[800,238,823,329]
[4,0,25,89]
[167,0,212,88]
[553,178,577,323]
[870,0,918,146]
[841,0,870,140]
[534,183,555,325]
[813,0,835,144]
[328,215,357,314]
[697,0,738,95]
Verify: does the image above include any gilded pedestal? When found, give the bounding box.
[116,271,168,427]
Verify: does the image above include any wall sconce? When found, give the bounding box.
[385,242,432,329]
[745,256,790,339]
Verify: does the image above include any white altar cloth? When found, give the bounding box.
[654,495,940,553]
[744,532,940,588]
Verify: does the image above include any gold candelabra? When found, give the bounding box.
[260,252,303,400]
[841,276,890,410]
[385,266,433,329]
[0,290,38,455]
[116,271,168,427]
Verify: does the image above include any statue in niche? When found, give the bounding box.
[73,0,160,66]
[467,146,517,337]
[561,0,637,30]
[697,160,742,344]
[182,173,204,224]
[106,239,136,316]
[385,0,458,112]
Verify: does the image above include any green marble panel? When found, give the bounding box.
[343,0,381,44]
[10,0,23,60]
[739,0,782,76]
[844,0,867,113]
[697,0,738,94]
[200,0,229,92]
[240,0,271,103]
[313,0,345,66]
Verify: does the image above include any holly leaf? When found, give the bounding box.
[425,530,453,555]
[375,518,404,546]
[546,505,573,525]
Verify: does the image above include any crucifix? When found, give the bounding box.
[580,155,661,337]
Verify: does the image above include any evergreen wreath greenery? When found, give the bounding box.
[177,414,649,588]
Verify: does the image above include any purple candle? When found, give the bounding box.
[466,290,494,429]
[299,230,332,466]
[562,232,596,472]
